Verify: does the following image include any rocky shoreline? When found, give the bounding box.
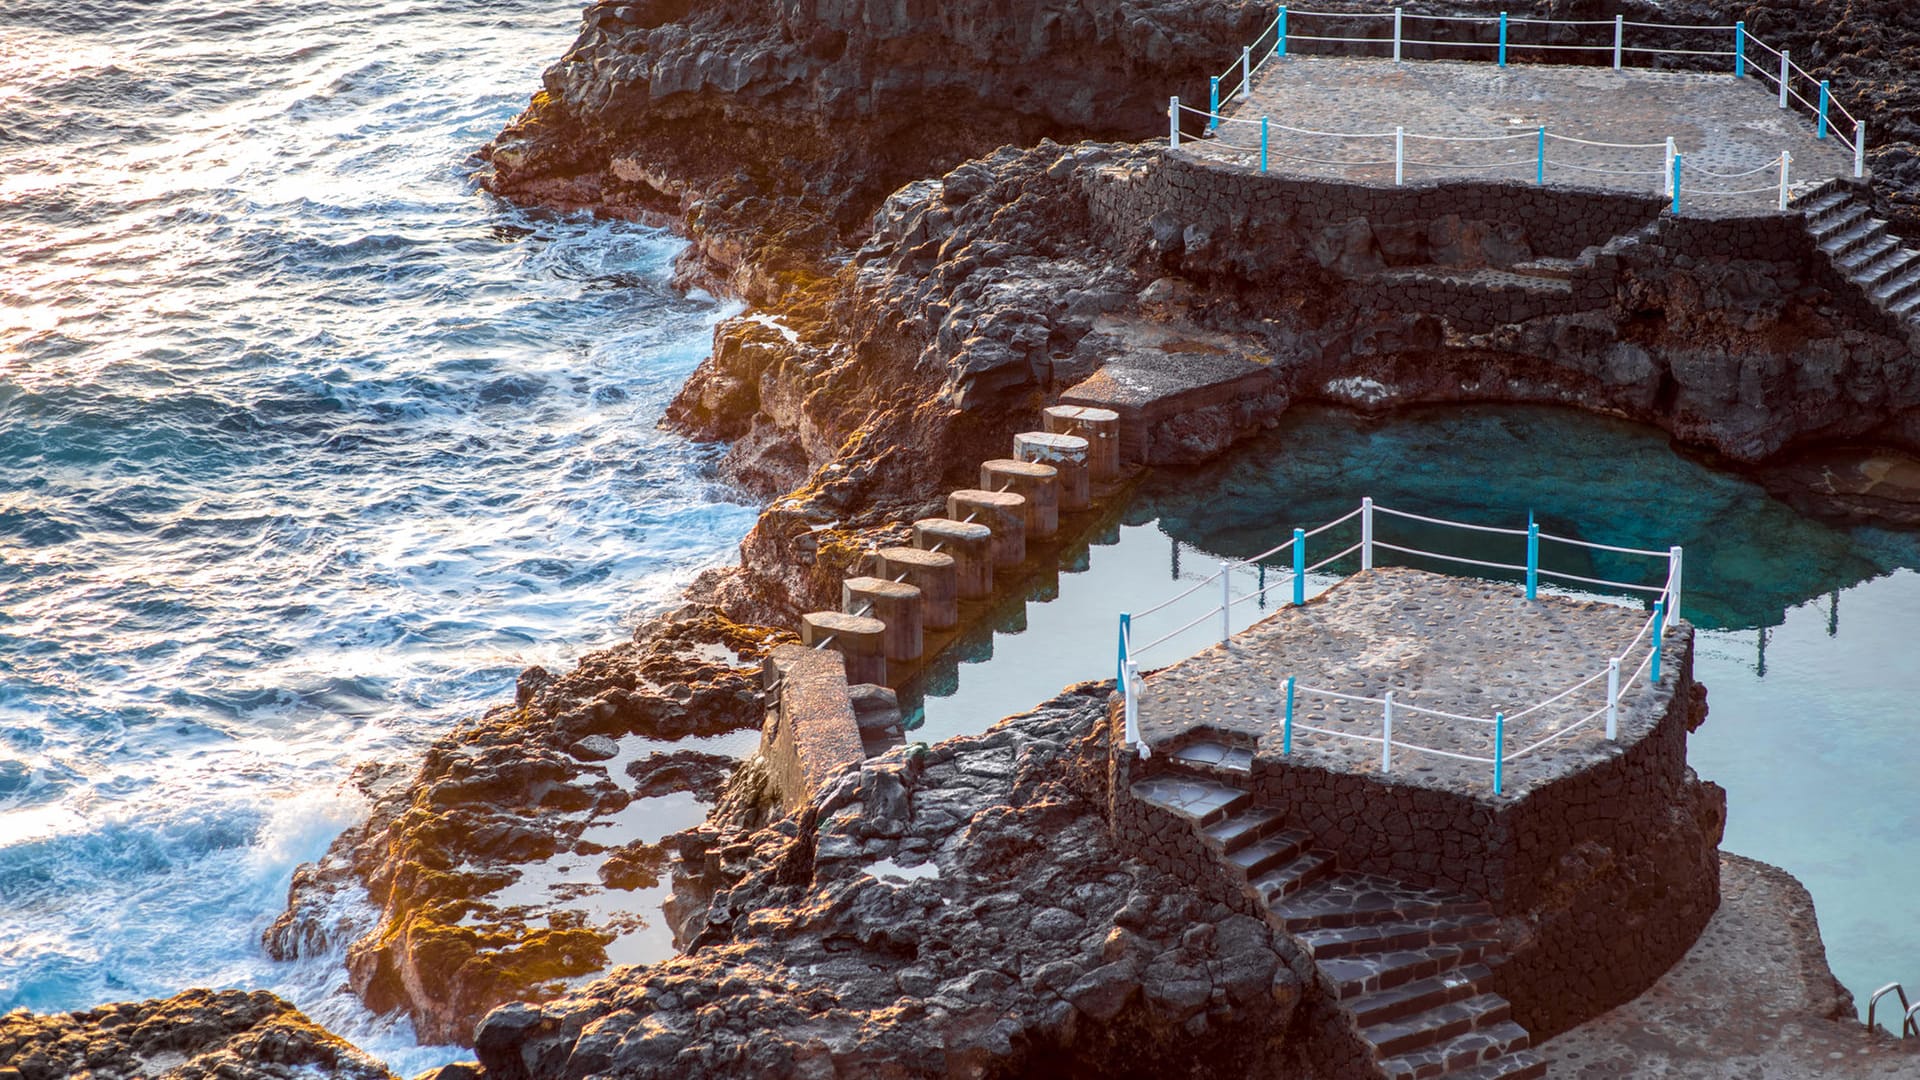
[17,0,1920,1076]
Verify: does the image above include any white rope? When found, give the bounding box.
[1503,707,1607,761]
[1131,604,1225,657]
[1296,685,1384,706]
[1133,567,1226,618]
[1619,46,1735,56]
[1301,505,1365,539]
[1375,541,1529,574]
[1544,132,1668,149]
[1394,700,1497,725]
[1402,131,1535,143]
[1282,7,1393,17]
[1536,532,1670,557]
[1622,19,1734,30]
[1264,149,1400,167]
[1405,158,1533,171]
[1287,33,1394,44]
[1534,567,1667,593]
[1787,86,1819,113]
[1373,504,1529,536]
[1400,37,1499,48]
[1388,739,1497,764]
[1506,16,1617,25]
[1269,119,1397,139]
[1503,41,1611,51]
[1292,723,1386,745]
[1303,541,1363,575]
[1746,36,1781,58]
[1683,184,1788,197]
[1547,160,1666,177]
[1500,665,1609,723]
[1399,12,1502,23]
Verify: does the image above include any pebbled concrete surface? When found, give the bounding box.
[1543,852,1920,1078]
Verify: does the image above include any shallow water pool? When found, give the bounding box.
[900,404,1920,1018]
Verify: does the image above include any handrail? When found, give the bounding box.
[1868,982,1910,1035]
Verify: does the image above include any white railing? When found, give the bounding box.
[1115,497,1683,794]
[1175,7,1865,195]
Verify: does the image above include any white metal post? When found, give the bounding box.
[1381,691,1394,772]
[1664,137,1676,197]
[1394,7,1403,62]
[1605,658,1620,739]
[1779,151,1791,211]
[1242,46,1252,99]
[1220,560,1233,646]
[1124,659,1146,756]
[1613,15,1623,70]
[1668,546,1683,628]
[1395,126,1405,185]
[1856,120,1867,178]
[1779,50,1790,109]
[1169,96,1180,147]
[1361,497,1375,570]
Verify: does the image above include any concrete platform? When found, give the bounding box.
[1134,567,1670,797]
[1192,56,1857,216]
[1543,853,1920,1078]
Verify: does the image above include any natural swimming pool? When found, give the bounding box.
[898,403,1920,1019]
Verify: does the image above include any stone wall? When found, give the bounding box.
[759,644,867,811]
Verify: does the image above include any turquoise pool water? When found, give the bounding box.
[900,404,1920,1018]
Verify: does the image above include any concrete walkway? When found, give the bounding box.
[1193,56,1856,216]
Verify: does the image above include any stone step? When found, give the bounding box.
[1837,233,1900,274]
[1346,964,1494,1028]
[1298,914,1503,960]
[1273,873,1492,932]
[1858,246,1920,292]
[1892,290,1920,320]
[1202,805,1287,854]
[1807,199,1869,240]
[1251,849,1336,903]
[1820,216,1885,259]
[1873,264,1920,306]
[1130,774,1249,826]
[1379,1020,1531,1080]
[1362,992,1512,1059]
[1798,188,1852,220]
[1168,738,1255,774]
[1446,1048,1549,1080]
[1320,939,1505,998]
[1225,827,1313,878]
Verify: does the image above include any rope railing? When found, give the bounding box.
[1174,5,1867,193]
[1114,496,1686,791]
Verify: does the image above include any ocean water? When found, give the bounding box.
[906,404,1920,1020]
[0,0,755,1069]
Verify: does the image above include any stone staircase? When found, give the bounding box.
[1134,744,1547,1080]
[1798,183,1920,328]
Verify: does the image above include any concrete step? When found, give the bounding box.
[1379,1020,1531,1080]
[1820,216,1885,259]
[1446,1048,1549,1080]
[1273,873,1492,932]
[1891,291,1920,320]
[1362,992,1512,1059]
[1857,247,1920,291]
[1808,199,1869,241]
[1168,738,1255,774]
[1346,964,1494,1027]
[1202,805,1287,854]
[1798,188,1852,220]
[1130,773,1249,826]
[1873,264,1920,306]
[1252,849,1336,903]
[1298,914,1503,960]
[1226,827,1313,878]
[1320,939,1505,998]
[1837,233,1900,274]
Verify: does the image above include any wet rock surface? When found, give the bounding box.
[471,686,1312,1079]
[0,989,394,1080]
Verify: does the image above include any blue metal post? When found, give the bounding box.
[1278,5,1288,57]
[1734,22,1745,77]
[1498,12,1508,67]
[1493,713,1505,794]
[1525,514,1538,600]
[1651,602,1664,683]
[1284,676,1296,754]
[1818,80,1831,139]
[1292,527,1306,605]
[1116,612,1131,682]
[1209,76,1220,132]
[1261,116,1269,173]
[1672,153,1682,215]
[1535,126,1545,186]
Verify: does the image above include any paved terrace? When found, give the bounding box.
[1186,56,1857,216]
[1133,567,1670,798]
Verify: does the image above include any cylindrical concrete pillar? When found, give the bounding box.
[913,518,993,599]
[981,459,1058,539]
[948,489,1027,567]
[842,576,923,662]
[798,611,886,685]
[877,546,958,630]
[1044,405,1121,483]
[1014,431,1090,511]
